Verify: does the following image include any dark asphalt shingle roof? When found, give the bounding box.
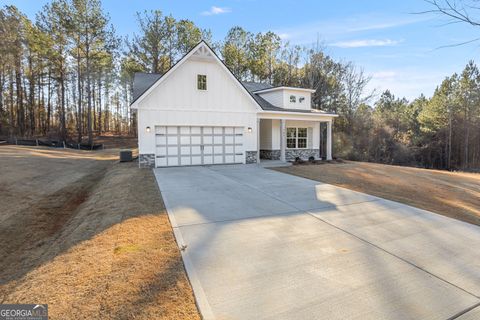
[132,73,328,114]
[241,81,273,92]
[132,73,163,104]
[241,81,281,111]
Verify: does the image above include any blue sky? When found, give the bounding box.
[7,0,480,100]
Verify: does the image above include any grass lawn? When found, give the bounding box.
[274,160,480,226]
[0,145,200,320]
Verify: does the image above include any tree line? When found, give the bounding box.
[1,1,479,169]
[0,2,211,145]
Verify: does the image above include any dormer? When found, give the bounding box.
[252,86,316,110]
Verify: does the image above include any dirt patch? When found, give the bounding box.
[274,160,480,226]
[0,146,199,319]
[94,134,137,149]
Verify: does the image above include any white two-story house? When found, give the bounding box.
[131,41,337,168]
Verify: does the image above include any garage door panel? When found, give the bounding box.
[181,146,191,155]
[203,146,213,154]
[191,136,201,144]
[156,136,166,145]
[167,157,179,166]
[155,126,244,167]
[167,127,178,134]
[191,146,201,154]
[191,126,201,134]
[235,154,244,163]
[235,135,243,144]
[156,156,167,167]
[168,147,178,156]
[181,156,191,165]
[203,136,212,144]
[156,126,166,134]
[204,155,213,165]
[192,156,202,165]
[156,147,167,156]
[203,127,212,134]
[225,136,234,144]
[167,136,178,145]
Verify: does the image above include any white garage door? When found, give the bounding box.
[155,126,244,167]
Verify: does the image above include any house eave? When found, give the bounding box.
[253,86,316,94]
[258,110,338,118]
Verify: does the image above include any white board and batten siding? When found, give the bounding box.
[136,43,260,165]
[155,126,244,167]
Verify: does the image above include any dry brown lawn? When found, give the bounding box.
[0,145,200,320]
[274,160,480,226]
[94,134,138,149]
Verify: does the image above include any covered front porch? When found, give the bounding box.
[256,111,335,163]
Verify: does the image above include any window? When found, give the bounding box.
[290,95,296,103]
[286,127,308,149]
[299,96,305,103]
[287,128,296,148]
[197,74,207,90]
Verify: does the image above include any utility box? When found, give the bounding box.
[119,150,133,162]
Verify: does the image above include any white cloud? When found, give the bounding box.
[346,17,431,32]
[273,15,428,45]
[201,6,231,16]
[372,71,397,79]
[330,39,402,48]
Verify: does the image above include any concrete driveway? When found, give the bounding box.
[154,165,480,320]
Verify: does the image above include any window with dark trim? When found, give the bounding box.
[286,127,308,149]
[197,74,207,90]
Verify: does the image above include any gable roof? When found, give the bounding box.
[130,41,262,110]
[130,41,336,116]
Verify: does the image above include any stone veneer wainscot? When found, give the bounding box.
[139,154,155,168]
[245,151,258,164]
[285,149,319,161]
[260,149,281,160]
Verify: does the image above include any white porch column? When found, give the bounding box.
[257,118,261,164]
[280,119,286,162]
[326,120,333,160]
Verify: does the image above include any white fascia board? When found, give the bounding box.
[258,110,338,117]
[253,87,316,94]
[257,111,338,121]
